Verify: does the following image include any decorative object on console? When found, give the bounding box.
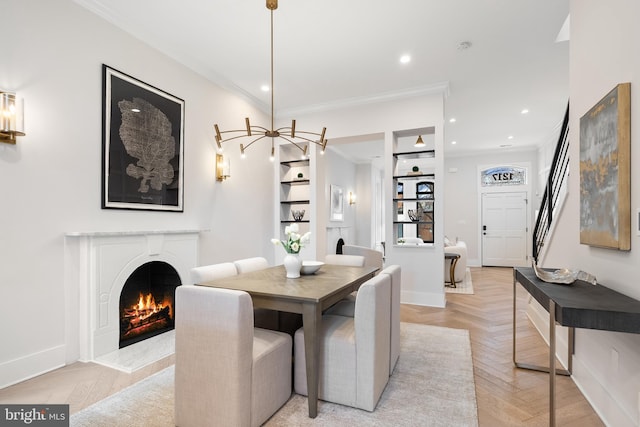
[414,135,425,147]
[102,65,185,211]
[291,209,305,221]
[407,209,419,221]
[297,172,304,179]
[579,82,631,250]
[532,262,597,286]
[0,91,25,144]
[216,154,230,181]
[213,0,328,161]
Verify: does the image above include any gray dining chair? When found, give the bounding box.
[175,285,292,427]
[293,273,391,411]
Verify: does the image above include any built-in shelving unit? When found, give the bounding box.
[392,149,436,243]
[279,147,311,234]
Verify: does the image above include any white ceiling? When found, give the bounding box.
[74,0,569,160]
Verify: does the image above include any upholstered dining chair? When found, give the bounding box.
[342,245,384,271]
[294,273,391,411]
[324,254,365,267]
[190,262,237,285]
[232,256,281,330]
[175,286,292,427]
[324,265,402,374]
[233,256,269,273]
[382,265,402,374]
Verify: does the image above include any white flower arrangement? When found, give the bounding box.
[271,223,311,254]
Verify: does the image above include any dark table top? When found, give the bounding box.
[514,267,640,334]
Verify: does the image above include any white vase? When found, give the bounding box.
[284,253,302,278]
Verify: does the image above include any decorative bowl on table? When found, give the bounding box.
[300,261,324,275]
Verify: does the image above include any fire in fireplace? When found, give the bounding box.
[119,261,180,348]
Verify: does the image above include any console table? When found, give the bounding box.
[513,267,640,427]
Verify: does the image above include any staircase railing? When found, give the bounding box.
[532,103,570,263]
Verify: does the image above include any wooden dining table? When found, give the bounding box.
[197,263,378,418]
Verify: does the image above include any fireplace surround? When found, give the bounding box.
[64,230,199,370]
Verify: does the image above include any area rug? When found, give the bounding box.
[71,323,478,427]
[445,268,474,294]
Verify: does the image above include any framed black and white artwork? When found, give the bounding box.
[102,65,185,211]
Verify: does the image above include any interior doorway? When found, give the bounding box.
[481,192,528,267]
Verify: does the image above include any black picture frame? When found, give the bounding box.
[102,65,185,211]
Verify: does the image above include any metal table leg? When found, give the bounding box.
[512,272,575,427]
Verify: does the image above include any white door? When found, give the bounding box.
[482,192,528,267]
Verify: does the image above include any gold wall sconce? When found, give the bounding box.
[0,92,25,144]
[349,192,356,205]
[216,154,231,181]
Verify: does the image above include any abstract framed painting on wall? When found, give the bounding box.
[579,82,631,250]
[102,65,185,211]
[330,184,344,221]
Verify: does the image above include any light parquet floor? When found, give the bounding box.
[0,267,604,426]
[402,267,604,426]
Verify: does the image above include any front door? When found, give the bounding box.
[481,192,528,267]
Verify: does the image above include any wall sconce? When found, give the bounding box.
[216,154,231,181]
[0,92,25,144]
[349,192,356,205]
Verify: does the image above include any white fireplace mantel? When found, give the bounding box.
[64,230,201,366]
[65,229,205,237]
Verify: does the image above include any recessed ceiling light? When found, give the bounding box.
[261,85,270,92]
[449,118,456,123]
[131,108,141,113]
[400,55,411,64]
[451,141,457,145]
[508,135,514,140]
[521,108,529,114]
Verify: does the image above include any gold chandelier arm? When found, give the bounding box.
[277,135,308,154]
[242,135,268,150]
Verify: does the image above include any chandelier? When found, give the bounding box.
[213,0,328,161]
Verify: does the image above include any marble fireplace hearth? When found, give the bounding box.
[64,230,200,372]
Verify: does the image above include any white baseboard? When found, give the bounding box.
[401,290,445,308]
[525,300,634,427]
[0,345,66,389]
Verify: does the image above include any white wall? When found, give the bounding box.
[0,0,274,386]
[444,150,539,266]
[540,1,640,425]
[291,94,447,307]
[316,148,358,258]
